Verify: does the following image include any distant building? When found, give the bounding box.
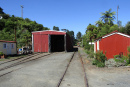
[94,30,130,59]
[0,40,17,55]
[89,42,94,45]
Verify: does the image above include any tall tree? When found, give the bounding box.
[66,30,75,45]
[125,21,130,35]
[53,26,59,31]
[100,8,115,25]
[76,32,82,40]
[61,29,68,32]
[95,20,104,27]
[0,7,4,14]
[86,24,98,46]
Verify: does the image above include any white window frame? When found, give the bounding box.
[11,43,14,49]
[3,43,7,49]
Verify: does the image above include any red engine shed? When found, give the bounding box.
[94,30,130,59]
[32,30,73,52]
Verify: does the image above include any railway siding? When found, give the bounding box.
[0,52,74,87]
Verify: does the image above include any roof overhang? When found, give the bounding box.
[32,30,66,33]
[94,30,130,42]
[0,40,16,43]
[102,32,130,38]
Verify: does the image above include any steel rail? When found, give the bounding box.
[56,52,75,87]
[78,52,89,87]
[0,52,61,77]
[0,53,41,65]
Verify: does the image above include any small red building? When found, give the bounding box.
[32,30,73,52]
[94,30,130,59]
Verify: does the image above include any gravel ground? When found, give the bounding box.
[78,47,130,87]
[0,53,49,69]
[0,52,74,87]
[60,52,85,87]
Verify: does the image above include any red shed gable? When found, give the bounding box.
[94,31,130,59]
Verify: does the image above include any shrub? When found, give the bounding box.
[114,55,120,58]
[92,50,107,67]
[0,51,3,56]
[97,62,105,67]
[127,46,130,52]
[114,55,129,66]
[95,50,107,63]
[127,46,130,64]
[92,59,98,65]
[85,48,94,58]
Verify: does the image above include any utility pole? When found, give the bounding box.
[21,5,24,18]
[14,27,16,41]
[117,5,119,26]
[82,38,83,47]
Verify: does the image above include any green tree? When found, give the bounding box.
[0,7,50,48]
[118,20,122,28]
[0,7,4,14]
[53,26,59,31]
[100,8,115,25]
[61,29,68,32]
[86,24,97,40]
[95,20,104,27]
[67,30,75,45]
[76,31,82,40]
[125,21,130,35]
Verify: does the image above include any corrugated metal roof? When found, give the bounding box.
[32,30,66,33]
[32,30,66,35]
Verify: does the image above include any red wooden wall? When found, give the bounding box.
[33,34,48,52]
[98,34,130,59]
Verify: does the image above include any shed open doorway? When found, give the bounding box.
[50,35,65,52]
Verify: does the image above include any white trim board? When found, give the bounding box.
[32,30,66,33]
[89,42,94,45]
[97,41,99,50]
[102,32,130,39]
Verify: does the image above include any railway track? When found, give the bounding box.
[0,50,89,87]
[57,52,75,87]
[79,52,89,87]
[0,52,55,77]
[57,51,89,87]
[0,53,41,65]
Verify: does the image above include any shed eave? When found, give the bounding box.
[0,40,16,43]
[32,30,66,33]
[102,32,130,38]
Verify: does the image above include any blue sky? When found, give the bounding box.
[0,0,130,37]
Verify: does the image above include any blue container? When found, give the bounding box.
[19,49,22,51]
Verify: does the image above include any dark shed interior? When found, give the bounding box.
[50,35,65,52]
